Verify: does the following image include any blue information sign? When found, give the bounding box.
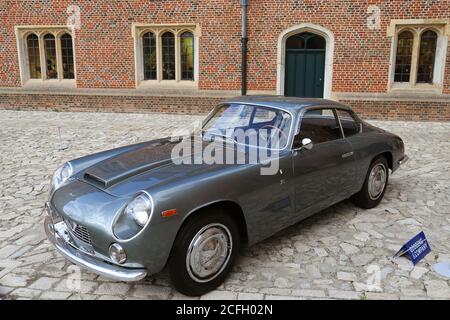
[393,231,431,265]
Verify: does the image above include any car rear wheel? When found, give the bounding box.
[352,156,389,209]
[168,208,240,296]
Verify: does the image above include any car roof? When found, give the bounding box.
[224,95,351,112]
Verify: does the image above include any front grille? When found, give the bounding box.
[64,218,92,245]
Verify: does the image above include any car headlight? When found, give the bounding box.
[124,193,153,227]
[51,162,73,191]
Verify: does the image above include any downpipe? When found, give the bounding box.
[240,0,249,96]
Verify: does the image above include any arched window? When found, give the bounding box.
[286,34,305,50]
[43,34,57,79]
[161,32,175,80]
[142,32,157,80]
[394,31,414,82]
[60,34,74,79]
[180,31,194,81]
[26,34,41,79]
[137,26,197,83]
[417,30,438,83]
[306,34,325,50]
[286,32,325,50]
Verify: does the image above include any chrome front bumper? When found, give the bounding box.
[398,155,409,166]
[44,213,147,282]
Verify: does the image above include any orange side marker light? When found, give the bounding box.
[161,209,177,218]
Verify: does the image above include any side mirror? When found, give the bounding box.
[293,135,313,151]
[301,138,313,150]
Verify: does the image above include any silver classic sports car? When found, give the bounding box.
[44,96,408,296]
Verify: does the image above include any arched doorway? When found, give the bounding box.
[284,32,326,98]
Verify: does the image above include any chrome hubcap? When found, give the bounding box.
[368,164,387,200]
[186,223,232,283]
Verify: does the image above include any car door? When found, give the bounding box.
[334,108,366,195]
[292,107,356,221]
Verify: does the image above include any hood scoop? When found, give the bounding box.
[83,172,107,188]
[82,140,176,189]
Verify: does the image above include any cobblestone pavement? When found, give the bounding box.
[0,110,449,300]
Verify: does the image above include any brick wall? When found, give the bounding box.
[0,93,222,114]
[0,92,449,121]
[342,99,450,121]
[1,1,449,92]
[0,1,448,120]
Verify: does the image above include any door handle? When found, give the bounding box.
[341,151,354,159]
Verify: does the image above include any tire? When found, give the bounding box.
[352,156,389,209]
[168,207,241,296]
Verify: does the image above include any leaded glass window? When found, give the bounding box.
[60,34,74,79]
[394,31,413,83]
[27,34,41,79]
[143,32,157,80]
[138,27,197,83]
[286,32,325,50]
[44,34,57,79]
[417,30,437,84]
[180,32,194,81]
[161,32,175,80]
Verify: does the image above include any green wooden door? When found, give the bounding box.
[284,32,326,98]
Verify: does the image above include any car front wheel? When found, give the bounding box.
[352,156,389,209]
[168,208,240,296]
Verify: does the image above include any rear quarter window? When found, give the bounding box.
[336,109,360,137]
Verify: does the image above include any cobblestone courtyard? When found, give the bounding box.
[0,110,449,300]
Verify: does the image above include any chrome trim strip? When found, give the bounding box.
[341,151,354,159]
[44,215,147,282]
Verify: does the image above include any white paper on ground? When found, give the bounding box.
[433,262,450,278]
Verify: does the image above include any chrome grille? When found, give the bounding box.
[64,218,92,245]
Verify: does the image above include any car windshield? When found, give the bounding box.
[202,103,292,149]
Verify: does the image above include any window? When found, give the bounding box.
[180,32,194,80]
[202,104,292,149]
[417,30,437,83]
[394,31,413,83]
[142,32,157,80]
[135,25,198,85]
[161,32,175,80]
[44,34,57,79]
[389,22,447,91]
[60,34,74,79]
[298,109,342,144]
[286,32,325,50]
[26,34,41,79]
[336,109,360,137]
[18,28,76,83]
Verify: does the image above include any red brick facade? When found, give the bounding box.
[0,1,449,120]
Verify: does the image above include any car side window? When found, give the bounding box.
[336,109,360,137]
[297,109,342,144]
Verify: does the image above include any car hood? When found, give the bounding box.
[78,137,262,197]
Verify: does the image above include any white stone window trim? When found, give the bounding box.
[387,20,449,93]
[15,26,77,87]
[133,23,200,88]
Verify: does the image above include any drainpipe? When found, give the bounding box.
[240,0,249,96]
